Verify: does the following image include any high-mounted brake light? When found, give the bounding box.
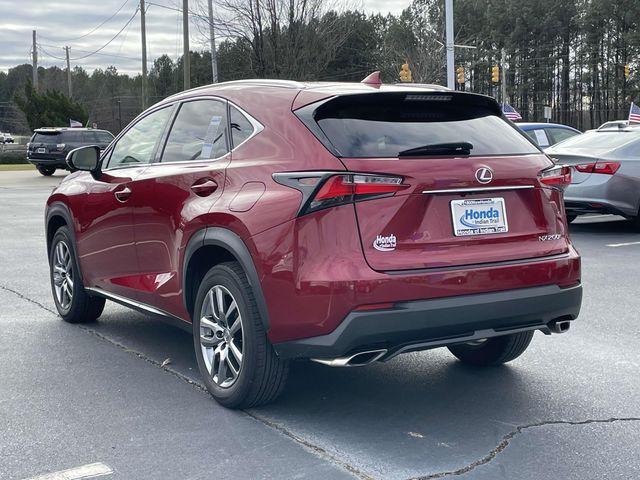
[574,161,620,175]
[539,165,572,189]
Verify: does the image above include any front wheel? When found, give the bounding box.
[447,331,534,366]
[193,262,289,409]
[37,166,56,176]
[49,227,105,323]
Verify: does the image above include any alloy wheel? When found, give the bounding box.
[199,285,244,388]
[52,240,74,310]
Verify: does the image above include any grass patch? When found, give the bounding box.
[0,164,35,171]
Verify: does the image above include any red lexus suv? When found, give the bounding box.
[46,77,582,408]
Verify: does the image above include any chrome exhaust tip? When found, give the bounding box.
[548,319,571,334]
[311,349,388,367]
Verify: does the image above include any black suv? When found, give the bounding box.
[27,128,114,176]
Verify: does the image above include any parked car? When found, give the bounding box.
[1,132,14,143]
[517,122,581,147]
[45,79,582,408]
[597,120,628,130]
[546,125,640,225]
[27,127,114,176]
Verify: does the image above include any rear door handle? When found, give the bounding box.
[190,178,218,197]
[114,186,132,202]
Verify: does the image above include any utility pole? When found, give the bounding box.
[207,0,218,83]
[445,0,455,89]
[140,0,148,108]
[65,46,73,98]
[183,0,190,90]
[32,30,38,91]
[501,48,507,104]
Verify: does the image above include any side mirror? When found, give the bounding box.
[66,146,101,176]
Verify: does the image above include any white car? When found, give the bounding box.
[0,132,14,143]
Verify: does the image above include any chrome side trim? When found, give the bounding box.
[86,287,191,331]
[422,185,535,194]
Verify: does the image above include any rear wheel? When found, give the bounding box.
[37,166,56,176]
[49,227,105,323]
[447,331,534,366]
[193,262,289,409]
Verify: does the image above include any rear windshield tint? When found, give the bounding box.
[33,132,62,144]
[311,93,539,157]
[32,131,84,143]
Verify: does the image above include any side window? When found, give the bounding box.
[548,128,578,145]
[230,105,255,148]
[107,107,172,168]
[162,99,229,163]
[97,132,115,143]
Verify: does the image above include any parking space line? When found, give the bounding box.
[22,462,113,480]
[606,241,640,248]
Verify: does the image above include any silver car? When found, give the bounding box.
[545,126,640,226]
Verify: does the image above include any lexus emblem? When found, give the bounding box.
[475,167,493,184]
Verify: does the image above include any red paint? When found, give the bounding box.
[46,81,581,344]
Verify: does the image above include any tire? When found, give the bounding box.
[566,214,577,224]
[447,331,534,366]
[49,226,105,323]
[37,166,56,176]
[193,262,289,409]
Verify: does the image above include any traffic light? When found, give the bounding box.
[456,66,465,84]
[491,65,500,83]
[399,62,412,83]
[624,64,630,79]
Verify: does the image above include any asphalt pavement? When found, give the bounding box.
[1,170,638,480]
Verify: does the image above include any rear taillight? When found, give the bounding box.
[539,165,572,189]
[574,161,620,175]
[593,161,620,175]
[273,172,408,215]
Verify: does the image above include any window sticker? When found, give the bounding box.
[201,115,223,158]
[534,129,549,147]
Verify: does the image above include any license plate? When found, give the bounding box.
[37,147,46,153]
[451,198,508,236]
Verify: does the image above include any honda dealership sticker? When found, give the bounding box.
[374,234,397,252]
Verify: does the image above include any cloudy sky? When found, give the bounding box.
[0,0,410,75]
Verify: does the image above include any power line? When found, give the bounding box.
[70,8,140,60]
[41,0,133,43]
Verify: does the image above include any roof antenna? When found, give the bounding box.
[361,71,382,87]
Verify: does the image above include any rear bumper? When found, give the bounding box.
[27,155,67,168]
[564,173,640,217]
[273,283,582,360]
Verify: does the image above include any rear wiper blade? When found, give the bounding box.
[398,142,473,157]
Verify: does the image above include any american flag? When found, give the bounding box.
[629,102,640,124]
[502,103,522,121]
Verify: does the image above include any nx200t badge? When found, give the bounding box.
[475,167,494,184]
[373,234,397,252]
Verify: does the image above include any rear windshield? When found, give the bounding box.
[551,131,639,151]
[32,130,113,144]
[312,93,539,158]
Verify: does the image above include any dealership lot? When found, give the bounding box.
[1,170,638,479]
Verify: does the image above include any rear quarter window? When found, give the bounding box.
[306,93,539,158]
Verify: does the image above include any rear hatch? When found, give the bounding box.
[28,131,67,159]
[306,91,569,271]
